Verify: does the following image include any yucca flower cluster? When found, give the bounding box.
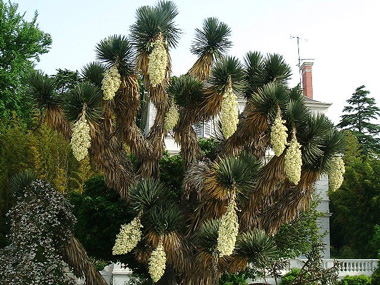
[284,135,302,185]
[217,194,239,257]
[164,104,179,131]
[329,156,345,191]
[221,86,239,139]
[148,239,167,282]
[70,113,91,161]
[101,65,121,100]
[112,215,143,255]
[271,109,288,157]
[148,34,168,87]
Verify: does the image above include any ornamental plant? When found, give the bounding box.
[71,111,91,161]
[27,2,344,284]
[164,103,179,131]
[284,134,302,185]
[148,239,167,282]
[221,85,239,139]
[148,33,168,87]
[329,156,345,191]
[101,64,121,100]
[113,215,143,255]
[217,193,239,256]
[271,108,288,157]
[0,176,105,284]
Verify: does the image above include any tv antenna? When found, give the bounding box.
[290,35,314,85]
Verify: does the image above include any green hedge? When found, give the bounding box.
[339,275,372,285]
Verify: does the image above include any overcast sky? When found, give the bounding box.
[15,0,380,124]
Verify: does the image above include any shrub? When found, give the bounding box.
[340,275,372,285]
[371,263,380,285]
[0,180,76,284]
[280,268,301,285]
[219,271,250,285]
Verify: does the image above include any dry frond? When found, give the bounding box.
[44,106,72,139]
[63,235,108,285]
[188,53,214,81]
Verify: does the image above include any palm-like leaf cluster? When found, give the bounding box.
[130,1,180,52]
[81,62,106,88]
[28,71,60,108]
[95,35,135,76]
[204,152,260,200]
[64,82,102,122]
[243,52,292,98]
[191,17,232,58]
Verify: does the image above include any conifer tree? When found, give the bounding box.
[338,85,380,154]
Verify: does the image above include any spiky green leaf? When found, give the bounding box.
[28,71,60,108]
[130,1,181,52]
[168,75,204,108]
[209,56,245,94]
[191,17,232,58]
[81,62,106,88]
[129,179,169,213]
[95,35,135,76]
[64,82,102,122]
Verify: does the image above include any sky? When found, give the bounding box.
[14,0,380,124]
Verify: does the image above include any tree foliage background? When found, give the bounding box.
[337,85,380,155]
[0,0,51,124]
[331,84,380,258]
[330,132,380,258]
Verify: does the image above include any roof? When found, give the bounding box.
[303,96,332,113]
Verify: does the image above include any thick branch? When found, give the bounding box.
[63,235,108,285]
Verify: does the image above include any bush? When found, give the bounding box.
[371,262,380,285]
[280,268,301,285]
[0,179,76,284]
[219,271,250,285]
[340,275,372,285]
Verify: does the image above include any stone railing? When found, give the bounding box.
[99,259,379,285]
[290,258,378,277]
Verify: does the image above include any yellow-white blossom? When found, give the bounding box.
[221,86,239,139]
[148,240,166,282]
[329,156,345,191]
[284,135,302,185]
[112,215,143,255]
[271,109,288,156]
[101,65,121,100]
[164,104,179,131]
[217,194,239,257]
[70,113,91,161]
[148,35,168,87]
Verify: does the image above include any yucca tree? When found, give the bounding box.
[28,1,344,284]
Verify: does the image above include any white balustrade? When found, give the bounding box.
[98,259,379,285]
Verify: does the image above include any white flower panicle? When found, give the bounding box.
[221,86,239,139]
[271,109,288,157]
[329,156,345,191]
[148,34,168,87]
[148,239,167,282]
[164,104,179,131]
[112,215,143,255]
[284,135,302,185]
[217,194,239,257]
[70,113,91,161]
[101,65,121,100]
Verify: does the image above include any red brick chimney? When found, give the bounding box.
[300,61,313,99]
